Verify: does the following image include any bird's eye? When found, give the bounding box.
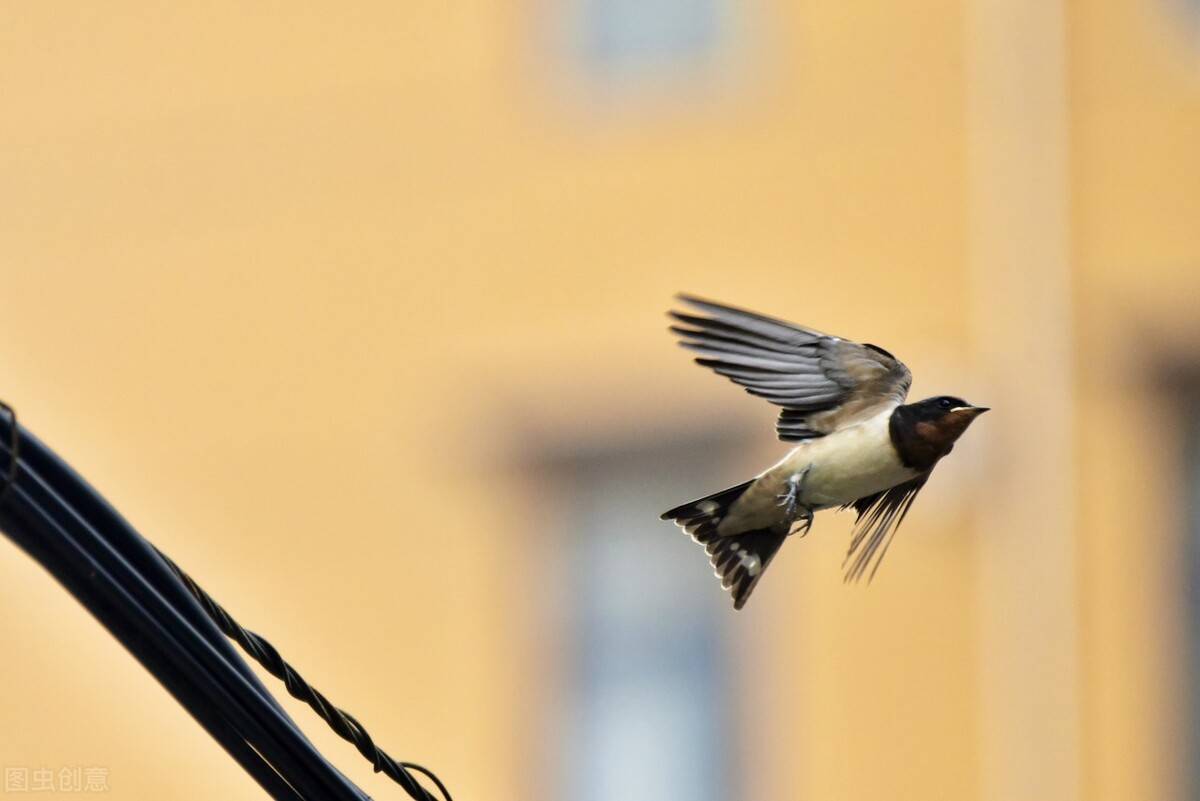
[939,398,953,409]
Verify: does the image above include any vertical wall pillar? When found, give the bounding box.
[966,2,1080,800]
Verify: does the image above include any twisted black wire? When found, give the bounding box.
[151,546,453,801]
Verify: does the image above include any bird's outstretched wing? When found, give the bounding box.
[669,295,912,440]
[841,476,928,582]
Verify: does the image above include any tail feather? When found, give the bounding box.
[662,481,787,610]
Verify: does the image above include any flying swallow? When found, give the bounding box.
[661,295,988,609]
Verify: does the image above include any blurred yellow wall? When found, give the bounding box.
[0,1,1198,799]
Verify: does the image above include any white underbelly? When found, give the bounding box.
[770,411,918,508]
[716,409,920,535]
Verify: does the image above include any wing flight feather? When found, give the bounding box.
[841,477,928,582]
[669,295,912,440]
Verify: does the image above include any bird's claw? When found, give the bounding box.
[791,506,814,537]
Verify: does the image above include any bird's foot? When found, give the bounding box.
[776,477,799,517]
[777,466,813,536]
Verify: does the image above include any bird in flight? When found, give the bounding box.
[661,295,988,609]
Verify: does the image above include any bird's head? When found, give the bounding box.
[906,396,989,449]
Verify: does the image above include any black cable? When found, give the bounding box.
[0,400,18,501]
[8,407,288,712]
[0,406,452,801]
[4,482,308,801]
[0,420,362,801]
[0,402,305,799]
[153,546,453,801]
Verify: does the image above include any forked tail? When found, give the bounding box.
[661,481,787,609]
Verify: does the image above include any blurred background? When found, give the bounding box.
[2,1,1199,799]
